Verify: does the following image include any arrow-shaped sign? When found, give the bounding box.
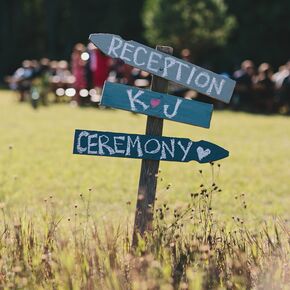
[89,33,236,103]
[73,130,229,163]
[101,82,213,128]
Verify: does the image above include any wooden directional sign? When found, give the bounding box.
[89,33,236,103]
[101,82,213,128]
[73,130,229,163]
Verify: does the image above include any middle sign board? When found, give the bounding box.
[101,82,213,128]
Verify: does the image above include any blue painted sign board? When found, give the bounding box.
[101,82,213,128]
[73,130,229,163]
[89,33,236,103]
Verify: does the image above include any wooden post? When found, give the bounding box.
[132,45,173,247]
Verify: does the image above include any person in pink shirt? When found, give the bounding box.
[71,43,87,105]
[91,48,110,88]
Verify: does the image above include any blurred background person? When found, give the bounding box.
[91,47,110,89]
[71,43,87,106]
[278,60,290,114]
[6,60,34,102]
[232,60,256,110]
[253,63,275,113]
[272,63,289,90]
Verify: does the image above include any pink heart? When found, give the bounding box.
[150,98,161,108]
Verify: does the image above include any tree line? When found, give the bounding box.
[0,0,289,81]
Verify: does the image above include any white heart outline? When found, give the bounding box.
[196,146,211,160]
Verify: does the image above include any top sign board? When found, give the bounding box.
[89,33,236,103]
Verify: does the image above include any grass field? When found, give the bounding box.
[0,91,289,223]
[0,90,289,289]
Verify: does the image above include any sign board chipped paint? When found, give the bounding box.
[89,33,236,103]
[101,82,213,128]
[73,130,229,163]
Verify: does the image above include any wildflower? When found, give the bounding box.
[199,244,210,253]
[180,282,189,290]
[20,278,28,287]
[0,203,5,209]
[12,266,22,273]
[41,254,47,261]
[138,194,144,201]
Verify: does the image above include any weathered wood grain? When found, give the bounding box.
[132,45,170,246]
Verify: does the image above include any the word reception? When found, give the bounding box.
[89,33,236,103]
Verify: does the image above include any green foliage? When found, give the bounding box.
[0,0,145,79]
[143,0,236,59]
[224,0,290,67]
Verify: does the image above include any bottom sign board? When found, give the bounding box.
[73,130,229,163]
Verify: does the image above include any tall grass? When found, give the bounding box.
[0,164,289,289]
